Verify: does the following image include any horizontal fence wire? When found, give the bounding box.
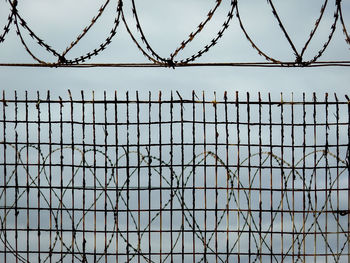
[0,91,349,262]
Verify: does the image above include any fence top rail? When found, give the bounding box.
[1,92,349,105]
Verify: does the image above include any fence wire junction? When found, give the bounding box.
[0,91,349,262]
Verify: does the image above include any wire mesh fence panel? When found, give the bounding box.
[0,91,349,262]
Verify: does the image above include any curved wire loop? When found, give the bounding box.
[236,0,339,66]
[7,0,122,65]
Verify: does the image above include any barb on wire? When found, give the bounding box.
[307,1,340,65]
[267,0,300,60]
[66,0,123,65]
[175,0,237,64]
[62,0,112,57]
[0,0,16,44]
[9,0,61,63]
[170,0,224,60]
[121,0,166,66]
[300,0,328,59]
[235,2,282,64]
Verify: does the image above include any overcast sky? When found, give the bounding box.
[0,0,349,100]
[1,2,350,262]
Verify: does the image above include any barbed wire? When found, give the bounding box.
[1,145,348,262]
[0,0,349,68]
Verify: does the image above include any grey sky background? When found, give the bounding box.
[1,1,350,262]
[0,0,349,99]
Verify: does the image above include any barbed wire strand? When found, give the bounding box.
[0,0,349,67]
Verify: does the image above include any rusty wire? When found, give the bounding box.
[0,91,349,262]
[0,0,350,67]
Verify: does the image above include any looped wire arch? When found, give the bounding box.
[6,0,123,64]
[122,0,237,66]
[235,0,340,66]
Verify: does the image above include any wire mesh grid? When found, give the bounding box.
[0,91,349,262]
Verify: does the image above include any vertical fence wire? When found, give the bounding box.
[347,95,350,263]
[0,91,349,262]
